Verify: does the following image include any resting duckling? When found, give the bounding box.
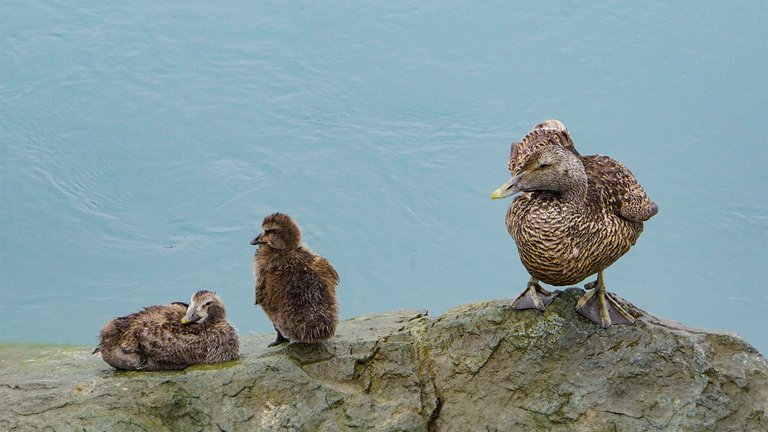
[94,290,239,370]
[491,120,658,327]
[251,213,340,346]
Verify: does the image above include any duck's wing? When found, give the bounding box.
[135,304,188,349]
[313,255,340,288]
[508,120,579,175]
[583,155,658,222]
[138,327,190,366]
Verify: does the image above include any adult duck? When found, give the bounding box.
[491,120,658,327]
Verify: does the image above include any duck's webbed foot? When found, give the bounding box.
[576,271,635,328]
[268,327,289,347]
[511,277,561,312]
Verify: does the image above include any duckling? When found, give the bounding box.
[251,213,339,346]
[94,290,239,370]
[491,120,658,327]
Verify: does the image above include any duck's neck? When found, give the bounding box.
[207,305,226,324]
[554,168,589,204]
[561,180,588,203]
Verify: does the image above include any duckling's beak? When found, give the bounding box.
[491,175,521,199]
[180,310,198,325]
[250,234,263,246]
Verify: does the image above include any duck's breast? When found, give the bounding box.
[508,195,642,285]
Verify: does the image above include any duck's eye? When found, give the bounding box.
[538,163,551,169]
[203,301,213,307]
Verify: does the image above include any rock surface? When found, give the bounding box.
[1,288,766,432]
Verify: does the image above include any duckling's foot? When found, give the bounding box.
[575,287,635,328]
[268,329,289,347]
[511,281,561,312]
[136,355,148,370]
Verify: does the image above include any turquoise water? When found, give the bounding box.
[1,1,766,354]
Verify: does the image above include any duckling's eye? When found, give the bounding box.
[538,163,551,169]
[203,301,213,307]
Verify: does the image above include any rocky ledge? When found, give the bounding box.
[1,288,766,432]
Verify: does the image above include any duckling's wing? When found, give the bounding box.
[508,120,579,175]
[583,155,658,222]
[313,255,340,287]
[135,305,190,359]
[138,327,191,366]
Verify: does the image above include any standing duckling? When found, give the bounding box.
[491,120,658,327]
[251,213,340,346]
[94,290,239,370]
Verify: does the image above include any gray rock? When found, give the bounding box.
[1,289,766,431]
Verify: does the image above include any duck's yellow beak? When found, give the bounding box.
[490,187,506,200]
[491,175,519,200]
[180,309,197,325]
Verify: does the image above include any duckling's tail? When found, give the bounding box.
[296,314,337,343]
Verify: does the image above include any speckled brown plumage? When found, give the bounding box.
[506,119,579,176]
[251,213,339,346]
[94,291,239,370]
[492,120,658,327]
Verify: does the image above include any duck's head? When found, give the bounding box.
[532,119,569,133]
[250,212,302,250]
[491,145,586,199]
[181,290,226,325]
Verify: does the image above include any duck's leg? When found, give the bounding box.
[575,270,635,327]
[511,276,561,312]
[268,326,289,347]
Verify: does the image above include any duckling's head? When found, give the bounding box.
[181,290,226,325]
[492,145,586,199]
[250,213,302,250]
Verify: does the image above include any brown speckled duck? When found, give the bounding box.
[94,290,239,370]
[251,213,340,346]
[491,120,658,327]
